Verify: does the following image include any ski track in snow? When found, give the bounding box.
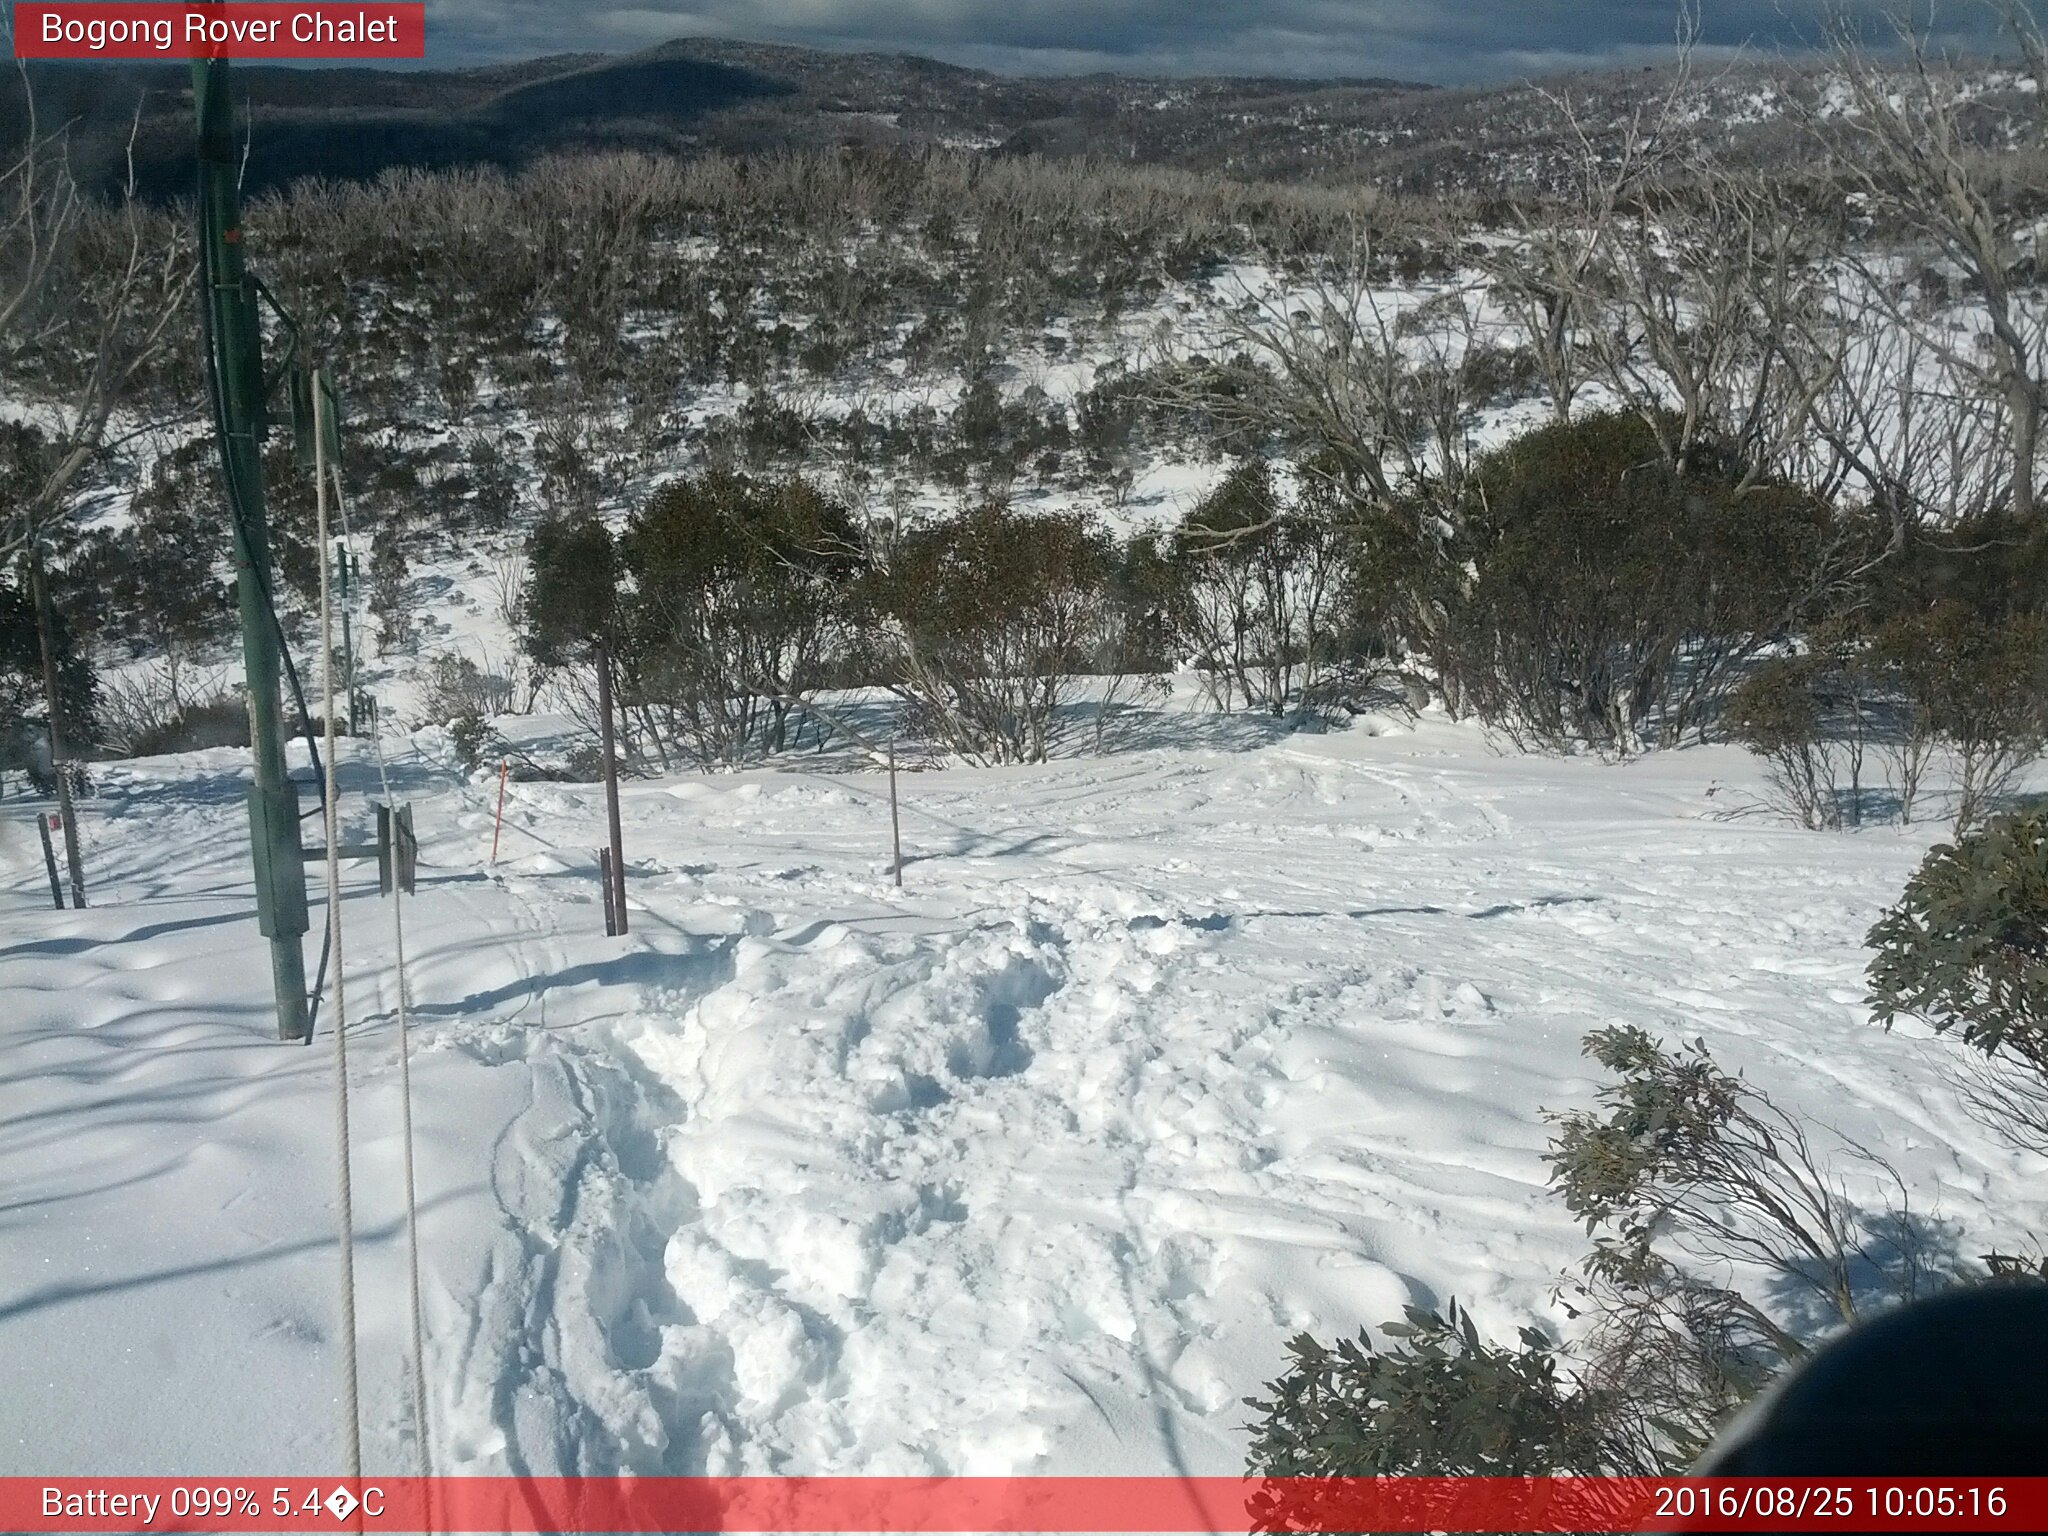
[3,717,2045,1475]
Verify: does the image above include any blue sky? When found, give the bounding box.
[421,0,2027,82]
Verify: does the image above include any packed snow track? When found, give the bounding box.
[2,716,2041,1475]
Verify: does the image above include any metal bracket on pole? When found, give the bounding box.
[598,848,618,937]
[396,805,417,895]
[373,802,418,896]
[249,781,310,940]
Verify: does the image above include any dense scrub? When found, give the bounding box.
[6,25,2048,820]
[1365,413,1835,754]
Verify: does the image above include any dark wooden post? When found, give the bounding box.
[37,811,65,910]
[596,641,628,935]
[888,738,904,889]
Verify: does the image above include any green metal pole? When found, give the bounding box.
[195,58,311,1043]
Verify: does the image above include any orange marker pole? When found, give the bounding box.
[491,757,509,865]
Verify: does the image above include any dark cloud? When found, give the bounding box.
[421,0,2025,82]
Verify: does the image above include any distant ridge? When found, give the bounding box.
[0,36,1862,200]
[2,37,1432,198]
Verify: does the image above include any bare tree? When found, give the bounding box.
[1585,170,1843,486]
[1477,23,1710,428]
[1788,270,2011,567]
[0,63,76,351]
[0,81,193,563]
[1147,224,1484,531]
[1809,1,2048,517]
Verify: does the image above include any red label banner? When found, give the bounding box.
[13,4,425,59]
[3,1477,2045,1533]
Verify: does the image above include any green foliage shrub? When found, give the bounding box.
[620,470,861,767]
[125,698,251,758]
[1245,1301,1615,1481]
[1399,412,1830,753]
[1247,1021,1957,1483]
[1170,460,1349,718]
[521,516,620,667]
[868,500,1117,763]
[1725,604,2046,832]
[1867,811,2048,1078]
[0,573,99,777]
[1723,646,1868,829]
[523,473,862,770]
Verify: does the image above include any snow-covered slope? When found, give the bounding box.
[2,711,2042,1476]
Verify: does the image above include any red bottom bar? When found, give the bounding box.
[7,1476,2045,1533]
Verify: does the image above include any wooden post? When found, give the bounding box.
[596,641,628,936]
[29,548,86,909]
[37,811,64,910]
[888,738,904,889]
[490,758,509,865]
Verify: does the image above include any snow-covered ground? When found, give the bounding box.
[3,706,2043,1477]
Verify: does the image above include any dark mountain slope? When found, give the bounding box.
[9,39,1425,198]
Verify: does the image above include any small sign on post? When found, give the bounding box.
[888,739,904,889]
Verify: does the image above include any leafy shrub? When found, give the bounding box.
[1170,461,1348,717]
[1245,1301,1615,1484]
[1863,510,2048,630]
[868,501,1118,763]
[0,574,98,770]
[1867,812,2048,1079]
[1868,814,2048,1202]
[1547,1025,1920,1336]
[448,712,504,776]
[617,471,861,769]
[70,468,234,687]
[1727,606,2047,833]
[521,515,620,667]
[1408,413,1830,753]
[1248,1025,1951,1483]
[111,691,249,759]
[1723,647,1869,830]
[417,652,518,725]
[1890,605,2048,832]
[367,534,415,652]
[463,432,519,529]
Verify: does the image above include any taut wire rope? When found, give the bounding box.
[312,375,364,1484]
[324,404,435,1493]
